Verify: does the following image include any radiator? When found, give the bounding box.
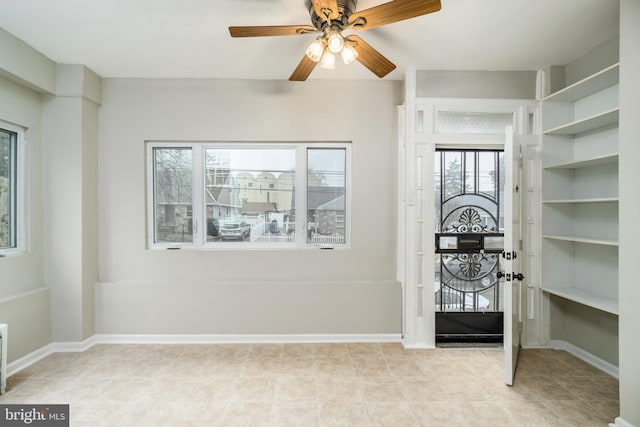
[0,324,6,394]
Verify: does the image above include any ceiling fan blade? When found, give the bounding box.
[311,0,340,21]
[348,0,441,30]
[346,35,396,78]
[289,55,319,81]
[229,25,317,37]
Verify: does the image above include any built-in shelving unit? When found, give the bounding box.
[541,63,619,315]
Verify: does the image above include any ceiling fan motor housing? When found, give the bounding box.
[306,0,357,31]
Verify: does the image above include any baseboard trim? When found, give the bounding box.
[7,343,55,377]
[93,333,402,345]
[53,335,97,353]
[550,339,619,378]
[6,333,402,377]
[610,417,636,427]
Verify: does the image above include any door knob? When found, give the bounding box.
[514,273,525,281]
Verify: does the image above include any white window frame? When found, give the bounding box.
[0,120,26,257]
[146,141,351,250]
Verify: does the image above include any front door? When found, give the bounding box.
[503,127,528,386]
[434,148,506,343]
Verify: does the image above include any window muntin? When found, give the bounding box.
[147,142,350,249]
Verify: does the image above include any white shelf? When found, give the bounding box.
[543,63,620,103]
[542,197,618,204]
[543,234,618,246]
[543,108,619,135]
[542,285,618,315]
[544,153,618,170]
[541,62,619,320]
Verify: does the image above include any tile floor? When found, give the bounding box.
[0,343,619,426]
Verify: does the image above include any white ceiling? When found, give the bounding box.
[0,0,619,81]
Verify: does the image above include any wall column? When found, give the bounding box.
[42,64,100,343]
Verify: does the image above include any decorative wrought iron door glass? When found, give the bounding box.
[435,149,505,312]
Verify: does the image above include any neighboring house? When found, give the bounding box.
[307,187,345,236]
[315,195,345,235]
[241,201,277,216]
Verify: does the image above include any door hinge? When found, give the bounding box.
[501,251,517,260]
[518,321,523,334]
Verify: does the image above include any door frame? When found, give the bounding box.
[399,97,538,349]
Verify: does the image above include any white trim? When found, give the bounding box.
[0,324,7,394]
[402,342,436,350]
[0,120,27,257]
[7,336,95,377]
[0,286,49,304]
[6,343,55,378]
[52,335,97,353]
[93,333,402,345]
[610,417,636,427]
[4,334,402,377]
[550,339,619,378]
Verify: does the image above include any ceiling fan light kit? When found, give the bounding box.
[229,0,441,81]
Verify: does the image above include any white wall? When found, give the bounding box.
[0,75,51,362]
[96,78,403,335]
[618,0,640,424]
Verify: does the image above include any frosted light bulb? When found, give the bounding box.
[305,38,325,62]
[327,31,345,54]
[341,44,358,64]
[319,50,336,69]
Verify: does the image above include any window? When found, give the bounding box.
[147,142,350,248]
[0,122,24,255]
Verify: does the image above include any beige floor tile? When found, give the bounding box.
[586,399,620,422]
[351,356,391,377]
[231,377,276,402]
[315,343,352,358]
[316,377,362,402]
[269,402,319,426]
[398,377,448,402]
[348,343,383,357]
[435,375,494,401]
[0,345,620,426]
[220,402,272,426]
[501,400,563,426]
[278,356,318,376]
[318,402,370,427]
[385,357,424,377]
[410,401,471,426]
[543,399,614,426]
[249,343,283,358]
[274,376,318,402]
[241,357,282,377]
[316,356,355,377]
[359,377,404,402]
[365,402,419,427]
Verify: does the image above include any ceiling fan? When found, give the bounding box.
[229,0,441,81]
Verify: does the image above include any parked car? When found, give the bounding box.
[220,221,251,241]
[207,218,220,237]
